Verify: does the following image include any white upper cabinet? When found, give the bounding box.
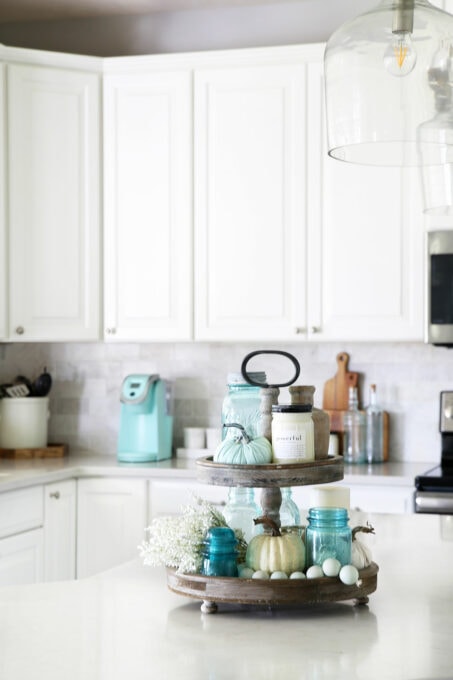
[103,70,192,341]
[194,57,309,341]
[306,62,424,342]
[7,63,101,341]
[0,62,6,340]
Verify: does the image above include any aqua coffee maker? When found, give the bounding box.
[117,374,173,462]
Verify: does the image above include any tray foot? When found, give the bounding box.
[201,600,218,614]
[354,596,369,606]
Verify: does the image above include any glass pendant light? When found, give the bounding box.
[325,0,453,167]
[418,40,453,213]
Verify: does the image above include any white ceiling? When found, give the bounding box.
[0,0,290,24]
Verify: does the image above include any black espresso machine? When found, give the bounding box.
[415,391,453,514]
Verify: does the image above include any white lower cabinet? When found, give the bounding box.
[0,529,44,586]
[0,485,44,586]
[291,483,415,515]
[77,478,147,578]
[44,479,76,582]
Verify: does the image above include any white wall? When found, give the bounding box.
[0,340,450,464]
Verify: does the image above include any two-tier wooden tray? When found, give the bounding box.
[165,456,379,612]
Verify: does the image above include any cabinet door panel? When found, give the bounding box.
[307,62,424,341]
[7,64,100,341]
[77,478,147,578]
[0,528,44,586]
[44,479,76,581]
[194,63,307,340]
[103,71,192,341]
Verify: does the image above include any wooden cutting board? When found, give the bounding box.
[322,352,359,412]
[0,443,68,459]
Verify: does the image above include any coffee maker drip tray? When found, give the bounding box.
[415,464,453,493]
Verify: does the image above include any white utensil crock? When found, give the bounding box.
[0,397,50,448]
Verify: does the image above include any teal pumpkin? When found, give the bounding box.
[214,423,272,465]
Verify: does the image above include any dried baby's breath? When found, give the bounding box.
[138,495,247,574]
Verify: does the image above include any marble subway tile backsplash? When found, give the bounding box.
[0,340,451,464]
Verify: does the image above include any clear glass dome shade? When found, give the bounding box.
[325,0,453,166]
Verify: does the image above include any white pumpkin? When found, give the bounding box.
[246,516,305,573]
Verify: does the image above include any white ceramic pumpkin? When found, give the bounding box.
[245,516,305,573]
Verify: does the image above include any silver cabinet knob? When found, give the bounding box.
[49,491,60,499]
[15,326,25,335]
[310,326,321,334]
[294,327,306,334]
[106,328,117,335]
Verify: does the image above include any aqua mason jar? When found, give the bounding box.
[201,526,238,577]
[221,372,266,440]
[223,487,262,542]
[305,507,352,569]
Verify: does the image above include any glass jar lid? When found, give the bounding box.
[227,371,266,385]
[271,404,312,413]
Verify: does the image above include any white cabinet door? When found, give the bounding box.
[194,60,308,341]
[77,478,147,578]
[0,528,44,586]
[7,63,101,341]
[103,71,192,341]
[0,62,6,340]
[306,61,424,342]
[44,479,76,581]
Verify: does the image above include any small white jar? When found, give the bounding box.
[271,404,315,464]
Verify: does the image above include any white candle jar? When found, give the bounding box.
[271,404,315,464]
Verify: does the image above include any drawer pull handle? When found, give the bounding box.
[15,326,25,335]
[49,491,60,499]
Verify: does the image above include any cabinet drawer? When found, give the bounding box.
[148,479,228,520]
[0,486,43,539]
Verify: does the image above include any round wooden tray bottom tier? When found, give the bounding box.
[195,455,344,487]
[167,562,378,613]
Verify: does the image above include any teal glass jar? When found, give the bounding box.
[223,487,262,542]
[280,487,301,527]
[201,527,238,577]
[221,372,266,440]
[305,507,352,568]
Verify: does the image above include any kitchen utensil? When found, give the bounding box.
[32,368,52,397]
[322,352,359,411]
[4,383,30,398]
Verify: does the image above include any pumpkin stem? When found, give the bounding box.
[253,515,281,537]
[352,522,375,541]
[222,423,252,443]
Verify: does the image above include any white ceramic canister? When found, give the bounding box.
[0,397,50,449]
[271,404,315,464]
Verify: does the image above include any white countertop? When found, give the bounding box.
[1,511,452,680]
[0,451,432,493]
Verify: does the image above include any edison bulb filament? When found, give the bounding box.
[383,33,417,77]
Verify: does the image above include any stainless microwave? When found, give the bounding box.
[427,230,453,346]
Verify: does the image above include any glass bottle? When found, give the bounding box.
[221,372,266,440]
[201,526,238,577]
[305,507,352,569]
[223,487,262,542]
[365,384,384,464]
[342,386,366,464]
[280,487,301,528]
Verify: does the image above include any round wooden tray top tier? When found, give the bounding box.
[167,562,378,612]
[195,455,344,487]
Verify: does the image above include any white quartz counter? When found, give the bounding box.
[0,451,431,493]
[0,511,452,680]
